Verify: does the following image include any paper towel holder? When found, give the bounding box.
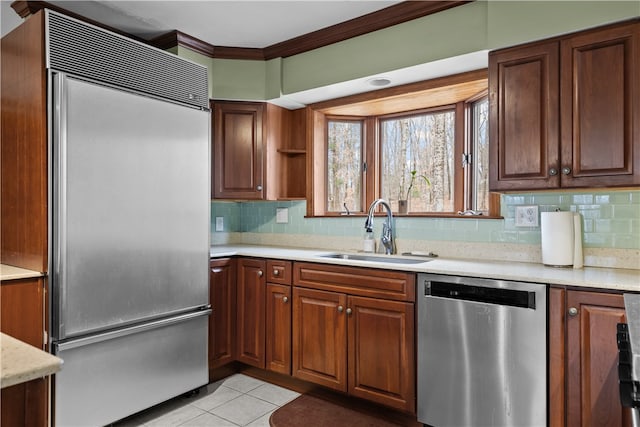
[541,210,584,269]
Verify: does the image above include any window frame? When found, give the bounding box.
[324,116,366,214]
[377,104,464,214]
[306,69,498,218]
[465,91,489,213]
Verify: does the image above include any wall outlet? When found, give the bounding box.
[515,205,539,227]
[215,217,224,231]
[276,208,289,224]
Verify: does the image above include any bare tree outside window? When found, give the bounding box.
[380,110,455,212]
[327,120,362,212]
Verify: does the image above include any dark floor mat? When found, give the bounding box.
[269,394,403,427]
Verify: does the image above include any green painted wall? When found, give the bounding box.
[175,1,639,101]
[281,1,487,94]
[487,1,640,49]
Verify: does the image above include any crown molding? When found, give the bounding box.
[10,0,147,43]
[262,1,471,59]
[10,0,471,60]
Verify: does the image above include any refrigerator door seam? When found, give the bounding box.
[55,308,212,352]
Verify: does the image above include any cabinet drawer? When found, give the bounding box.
[293,262,415,302]
[267,260,292,285]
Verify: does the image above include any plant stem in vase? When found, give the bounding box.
[398,199,408,214]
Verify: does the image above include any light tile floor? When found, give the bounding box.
[112,374,300,427]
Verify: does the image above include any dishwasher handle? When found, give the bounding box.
[425,280,536,309]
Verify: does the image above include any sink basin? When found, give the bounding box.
[318,253,431,265]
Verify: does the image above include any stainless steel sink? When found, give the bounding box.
[318,253,432,265]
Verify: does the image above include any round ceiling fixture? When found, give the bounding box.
[367,77,391,87]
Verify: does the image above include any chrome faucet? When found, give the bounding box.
[364,199,395,255]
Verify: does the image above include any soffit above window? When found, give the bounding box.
[311,69,487,117]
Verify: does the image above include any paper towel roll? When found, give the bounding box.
[541,211,575,267]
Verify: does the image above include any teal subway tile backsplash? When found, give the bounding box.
[211,189,640,249]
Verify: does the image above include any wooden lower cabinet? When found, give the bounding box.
[550,287,632,427]
[266,283,292,374]
[236,258,266,368]
[292,286,415,413]
[293,287,347,391]
[348,295,414,411]
[209,258,236,375]
[0,277,47,427]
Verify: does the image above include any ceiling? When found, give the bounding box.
[11,1,404,48]
[1,1,487,107]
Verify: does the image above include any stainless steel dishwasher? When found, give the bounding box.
[417,274,547,427]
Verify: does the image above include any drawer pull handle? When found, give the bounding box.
[282,296,288,303]
[273,269,280,276]
[337,305,344,313]
[568,307,578,317]
[257,270,263,277]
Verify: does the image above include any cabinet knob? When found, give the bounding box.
[549,168,558,176]
[568,307,579,317]
[337,305,344,313]
[273,269,280,276]
[562,167,572,175]
[346,308,352,315]
[256,185,263,191]
[257,270,263,277]
[282,296,288,303]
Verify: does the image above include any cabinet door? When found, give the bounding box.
[566,290,631,427]
[560,22,640,188]
[548,287,566,427]
[266,283,291,375]
[292,287,347,391]
[209,258,236,373]
[1,277,47,427]
[236,258,266,368]
[212,101,264,199]
[489,41,560,190]
[347,296,415,413]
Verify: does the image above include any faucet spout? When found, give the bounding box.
[364,198,395,255]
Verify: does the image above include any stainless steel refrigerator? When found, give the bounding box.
[46,11,211,426]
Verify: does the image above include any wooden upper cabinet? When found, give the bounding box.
[212,101,265,199]
[560,22,640,188]
[212,101,307,200]
[1,11,48,272]
[489,41,560,191]
[490,19,640,191]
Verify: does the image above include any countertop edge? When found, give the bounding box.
[210,244,640,292]
[0,264,45,281]
[0,333,62,389]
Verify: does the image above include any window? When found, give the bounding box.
[310,70,491,217]
[326,119,363,212]
[380,108,456,212]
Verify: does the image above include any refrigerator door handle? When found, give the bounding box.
[55,308,211,352]
[52,71,69,340]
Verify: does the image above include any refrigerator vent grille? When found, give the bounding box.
[46,11,209,109]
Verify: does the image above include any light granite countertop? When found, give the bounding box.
[210,244,640,292]
[0,333,62,389]
[0,264,44,281]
